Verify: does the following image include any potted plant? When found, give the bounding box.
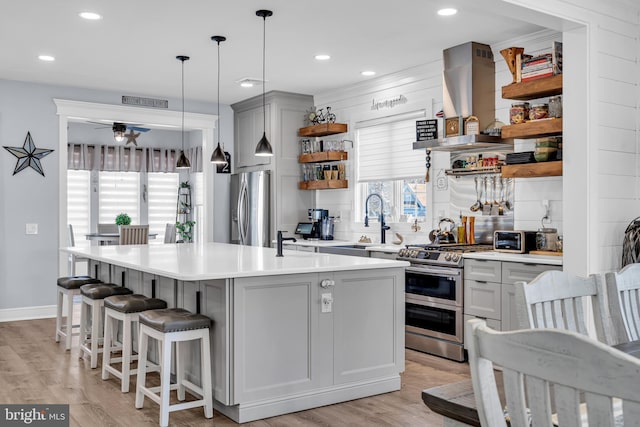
[175,220,196,243]
[115,213,131,226]
[179,180,191,194]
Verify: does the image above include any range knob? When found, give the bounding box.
[411,250,420,258]
[444,253,453,261]
[398,249,406,257]
[451,254,461,262]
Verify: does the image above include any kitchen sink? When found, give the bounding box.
[318,245,370,257]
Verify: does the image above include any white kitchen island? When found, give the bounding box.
[61,242,408,423]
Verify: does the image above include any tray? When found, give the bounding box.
[528,250,563,256]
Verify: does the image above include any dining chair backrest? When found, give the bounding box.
[466,319,640,427]
[164,223,176,244]
[119,225,149,245]
[67,224,76,247]
[98,223,119,234]
[605,263,640,344]
[514,270,615,345]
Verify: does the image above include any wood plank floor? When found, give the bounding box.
[0,317,470,426]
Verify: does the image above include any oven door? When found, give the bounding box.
[405,297,463,343]
[405,265,462,307]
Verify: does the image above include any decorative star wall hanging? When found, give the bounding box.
[3,131,54,176]
[125,129,140,146]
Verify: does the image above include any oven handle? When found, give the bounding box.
[405,266,461,276]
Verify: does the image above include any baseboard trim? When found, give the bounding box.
[0,305,56,322]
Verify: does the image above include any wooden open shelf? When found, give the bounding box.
[502,74,563,100]
[501,118,562,139]
[298,123,348,137]
[299,180,348,190]
[501,161,562,178]
[298,151,348,163]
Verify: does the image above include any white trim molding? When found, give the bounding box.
[0,305,56,322]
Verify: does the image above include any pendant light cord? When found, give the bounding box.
[217,41,221,149]
[181,59,185,152]
[262,14,266,130]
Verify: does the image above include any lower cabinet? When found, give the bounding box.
[232,269,404,404]
[463,259,562,347]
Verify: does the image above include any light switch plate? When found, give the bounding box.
[26,223,38,235]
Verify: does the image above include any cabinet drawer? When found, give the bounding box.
[463,315,501,349]
[464,259,501,282]
[464,280,501,320]
[502,261,562,285]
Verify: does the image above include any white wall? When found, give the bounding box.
[0,79,232,316]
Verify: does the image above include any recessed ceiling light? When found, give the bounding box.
[437,8,457,16]
[38,55,55,61]
[240,81,254,88]
[314,54,331,61]
[361,70,376,76]
[79,12,102,20]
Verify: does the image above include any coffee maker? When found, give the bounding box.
[308,209,329,240]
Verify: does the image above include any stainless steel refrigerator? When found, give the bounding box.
[230,170,271,246]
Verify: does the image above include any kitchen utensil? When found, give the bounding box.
[490,176,500,216]
[482,177,491,215]
[498,178,505,215]
[505,178,513,210]
[468,216,475,244]
[470,177,482,212]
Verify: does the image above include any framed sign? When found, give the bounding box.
[216,152,231,173]
[416,119,438,141]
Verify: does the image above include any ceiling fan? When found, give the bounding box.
[88,121,151,145]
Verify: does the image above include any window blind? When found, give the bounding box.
[99,172,140,225]
[356,111,426,182]
[147,172,179,240]
[67,170,91,243]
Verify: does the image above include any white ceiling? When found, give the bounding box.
[1,0,546,106]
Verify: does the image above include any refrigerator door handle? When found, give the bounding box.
[238,179,249,245]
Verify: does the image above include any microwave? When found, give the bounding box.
[493,230,537,253]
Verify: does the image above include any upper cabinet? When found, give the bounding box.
[233,104,271,169]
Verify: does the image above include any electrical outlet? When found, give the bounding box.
[321,293,333,313]
[26,223,38,235]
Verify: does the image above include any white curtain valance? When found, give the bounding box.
[68,144,202,173]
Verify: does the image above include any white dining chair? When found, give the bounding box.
[605,263,640,344]
[514,270,616,345]
[466,318,639,427]
[119,225,149,245]
[67,224,89,275]
[164,223,176,244]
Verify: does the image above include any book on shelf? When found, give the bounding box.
[522,62,553,73]
[521,70,554,82]
[522,53,552,66]
[552,41,563,75]
[522,66,554,77]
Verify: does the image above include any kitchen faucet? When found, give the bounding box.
[364,193,391,244]
[276,230,297,257]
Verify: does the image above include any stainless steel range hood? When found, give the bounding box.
[414,42,513,152]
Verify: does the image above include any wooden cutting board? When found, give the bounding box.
[529,250,563,256]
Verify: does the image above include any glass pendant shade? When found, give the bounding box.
[211,142,226,163]
[255,132,273,156]
[176,150,191,169]
[113,131,125,142]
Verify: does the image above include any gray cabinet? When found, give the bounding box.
[464,258,562,341]
[234,105,271,169]
[368,250,399,260]
[231,268,404,403]
[232,91,314,239]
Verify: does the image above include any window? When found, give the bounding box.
[99,172,140,225]
[67,170,91,243]
[356,112,427,223]
[147,172,179,241]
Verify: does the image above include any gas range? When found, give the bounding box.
[397,243,493,267]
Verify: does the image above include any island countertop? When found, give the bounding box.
[61,242,409,281]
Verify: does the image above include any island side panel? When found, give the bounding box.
[332,268,405,385]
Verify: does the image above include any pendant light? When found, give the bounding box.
[176,55,191,170]
[254,9,274,157]
[210,35,227,164]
